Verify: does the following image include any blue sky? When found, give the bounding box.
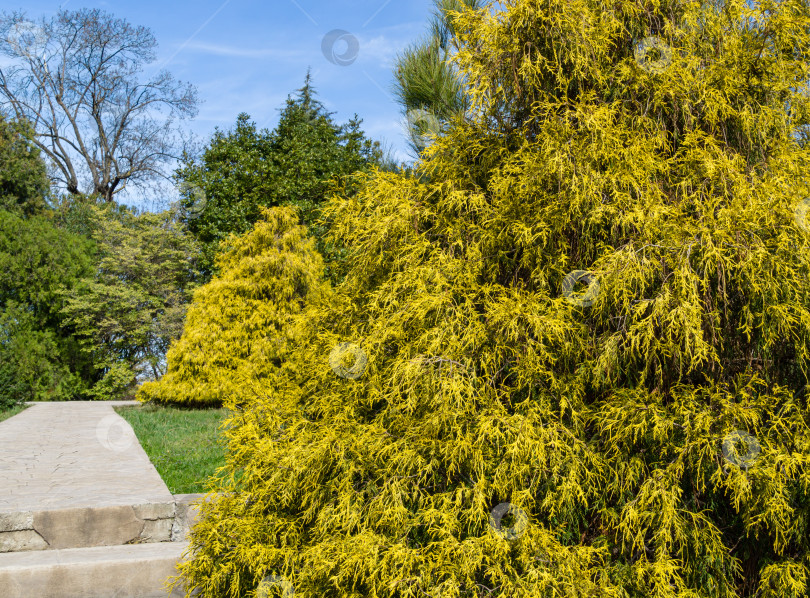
[8,0,437,209]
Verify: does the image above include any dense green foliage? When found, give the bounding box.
[0,210,92,329]
[178,74,388,280]
[0,115,49,216]
[170,0,810,596]
[0,302,85,406]
[0,209,94,403]
[59,203,201,399]
[137,206,330,407]
[0,114,91,406]
[0,186,200,404]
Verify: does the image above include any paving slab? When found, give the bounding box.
[0,402,173,513]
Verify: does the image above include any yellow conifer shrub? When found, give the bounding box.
[137,206,332,406]
[174,0,810,596]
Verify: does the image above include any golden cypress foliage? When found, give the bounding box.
[137,206,332,406]
[174,0,810,596]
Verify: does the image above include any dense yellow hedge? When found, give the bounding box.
[137,206,332,406]
[173,0,810,596]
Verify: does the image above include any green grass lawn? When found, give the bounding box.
[115,404,230,494]
[0,404,28,424]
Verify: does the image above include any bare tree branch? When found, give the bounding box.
[0,8,199,202]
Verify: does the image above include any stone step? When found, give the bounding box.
[0,494,206,553]
[0,502,176,553]
[0,541,190,598]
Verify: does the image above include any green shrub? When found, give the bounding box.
[88,361,137,401]
[0,352,26,411]
[0,303,84,405]
[59,202,201,399]
[0,208,96,400]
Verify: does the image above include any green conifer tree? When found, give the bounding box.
[178,72,386,280]
[173,0,810,596]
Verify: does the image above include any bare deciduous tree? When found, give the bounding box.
[0,8,199,202]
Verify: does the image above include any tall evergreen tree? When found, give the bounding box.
[0,115,101,405]
[177,113,272,279]
[171,0,810,596]
[177,72,386,280]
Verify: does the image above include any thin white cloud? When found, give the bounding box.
[179,40,306,60]
[358,33,404,68]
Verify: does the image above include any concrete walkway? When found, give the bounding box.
[0,402,196,597]
[0,402,174,513]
